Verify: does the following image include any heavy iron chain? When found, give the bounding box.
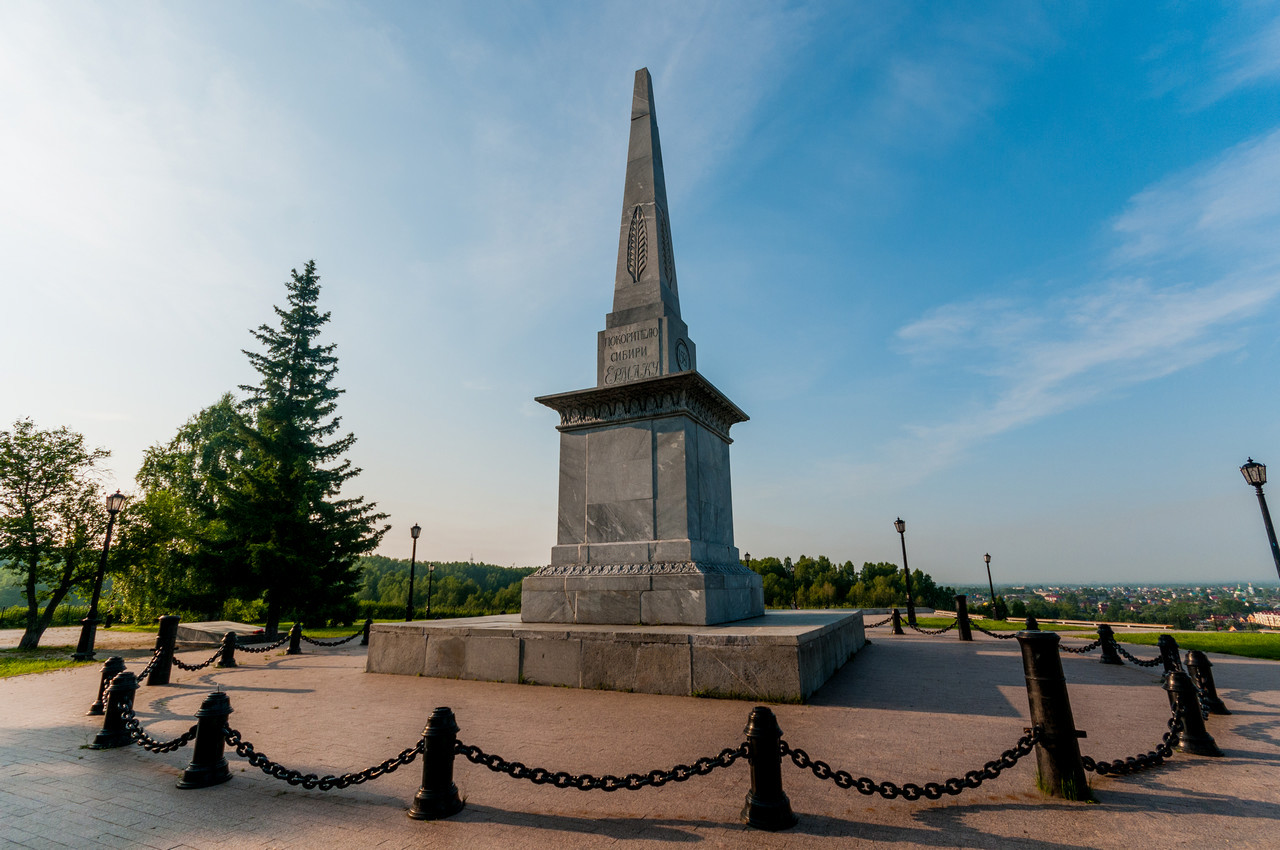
[454,739,748,791]
[120,707,200,753]
[135,648,164,681]
[1081,703,1182,775]
[235,635,291,654]
[780,726,1041,800]
[222,724,424,790]
[907,621,958,636]
[864,615,894,629]
[972,625,1017,640]
[1059,638,1103,654]
[299,628,363,647]
[1110,639,1163,668]
[172,646,224,671]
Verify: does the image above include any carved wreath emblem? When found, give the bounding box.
[627,205,647,283]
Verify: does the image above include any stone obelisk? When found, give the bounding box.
[521,69,763,626]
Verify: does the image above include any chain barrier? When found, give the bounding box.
[222,724,424,790]
[972,624,1017,640]
[1110,639,1163,667]
[780,726,1040,800]
[120,707,200,753]
[172,646,224,671]
[299,628,363,647]
[1080,705,1182,776]
[134,648,163,681]
[454,739,747,791]
[906,621,958,636]
[235,635,291,654]
[864,614,894,629]
[1059,638,1103,654]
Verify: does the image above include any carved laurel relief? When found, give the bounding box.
[657,204,676,286]
[531,561,755,577]
[627,205,648,282]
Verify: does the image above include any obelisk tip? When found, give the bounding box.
[632,68,654,120]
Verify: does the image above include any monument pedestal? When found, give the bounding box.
[367,610,865,703]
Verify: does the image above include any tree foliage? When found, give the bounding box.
[0,419,110,648]
[745,554,956,610]
[110,394,246,622]
[219,261,388,633]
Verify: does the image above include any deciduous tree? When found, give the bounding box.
[0,419,110,648]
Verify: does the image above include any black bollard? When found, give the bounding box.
[88,656,126,716]
[891,608,904,635]
[361,618,373,646]
[1025,614,1040,631]
[286,622,302,655]
[177,691,234,788]
[146,615,180,686]
[955,594,973,642]
[1097,624,1124,665]
[740,706,797,831]
[1016,631,1091,801]
[90,672,139,749]
[1157,634,1182,674]
[1162,670,1223,756]
[408,707,465,820]
[1185,650,1229,715]
[217,632,237,668]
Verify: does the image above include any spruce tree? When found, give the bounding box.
[225,261,388,635]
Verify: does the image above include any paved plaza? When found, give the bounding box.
[1,625,1276,849]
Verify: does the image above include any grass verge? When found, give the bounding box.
[0,648,95,679]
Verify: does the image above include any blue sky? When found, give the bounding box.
[3,1,1279,585]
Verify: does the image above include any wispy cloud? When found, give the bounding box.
[885,127,1280,479]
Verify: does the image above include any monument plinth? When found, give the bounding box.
[519,68,763,627]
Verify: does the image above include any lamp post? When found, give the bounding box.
[894,517,916,625]
[743,551,751,569]
[405,523,421,621]
[984,552,998,619]
[426,562,436,619]
[1241,458,1280,581]
[73,490,127,661]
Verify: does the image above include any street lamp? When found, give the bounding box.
[73,490,127,661]
[405,523,421,621]
[894,517,917,625]
[743,551,750,569]
[426,562,436,619]
[1241,458,1280,581]
[984,552,999,620]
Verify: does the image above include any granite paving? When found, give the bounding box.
[1,625,1276,849]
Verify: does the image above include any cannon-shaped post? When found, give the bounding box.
[408,706,465,820]
[1016,631,1090,800]
[1163,670,1222,757]
[88,656,126,715]
[1185,650,1229,715]
[361,618,373,646]
[1024,614,1040,631]
[1157,634,1183,674]
[178,691,234,788]
[286,622,302,655]
[955,594,973,641]
[145,615,179,686]
[217,632,238,668]
[90,671,139,749]
[1097,624,1123,665]
[740,706,797,831]
[891,608,904,635]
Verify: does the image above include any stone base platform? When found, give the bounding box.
[366,609,864,702]
[173,620,266,646]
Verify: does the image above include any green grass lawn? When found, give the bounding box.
[1111,630,1280,661]
[0,647,95,679]
[910,616,1280,661]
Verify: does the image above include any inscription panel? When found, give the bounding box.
[598,319,663,387]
